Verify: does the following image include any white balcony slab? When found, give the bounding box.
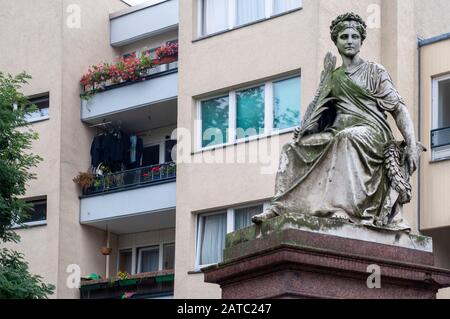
[80,181,176,225]
[81,71,178,122]
[110,0,179,47]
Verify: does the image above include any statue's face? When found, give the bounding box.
[336,27,362,58]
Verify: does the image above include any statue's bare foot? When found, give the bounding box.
[252,210,277,224]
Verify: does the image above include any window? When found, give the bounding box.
[142,138,177,166]
[25,94,49,123]
[165,140,177,162]
[163,243,175,270]
[234,205,263,230]
[142,144,161,166]
[118,249,133,274]
[199,0,302,36]
[21,198,47,225]
[201,0,229,36]
[201,96,229,147]
[236,0,265,26]
[195,204,265,267]
[137,246,160,273]
[273,77,301,130]
[432,74,450,160]
[272,0,301,15]
[117,242,175,275]
[199,75,300,149]
[236,85,265,139]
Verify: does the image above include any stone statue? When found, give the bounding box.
[252,12,425,231]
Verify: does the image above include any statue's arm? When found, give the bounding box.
[391,104,419,175]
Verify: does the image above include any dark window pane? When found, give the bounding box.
[163,243,175,270]
[118,250,132,274]
[142,145,160,166]
[25,94,49,121]
[165,140,176,162]
[22,199,47,223]
[438,78,450,129]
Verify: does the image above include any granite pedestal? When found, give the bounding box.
[202,213,450,299]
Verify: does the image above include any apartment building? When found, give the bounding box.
[1,0,450,299]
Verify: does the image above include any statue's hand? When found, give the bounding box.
[405,144,419,176]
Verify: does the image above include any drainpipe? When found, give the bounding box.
[417,38,422,234]
[106,229,110,279]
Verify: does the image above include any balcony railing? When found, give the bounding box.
[81,57,178,98]
[80,270,174,299]
[83,162,176,196]
[431,126,450,149]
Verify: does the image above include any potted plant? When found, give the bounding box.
[73,172,94,192]
[100,247,112,256]
[155,42,178,65]
[116,271,137,287]
[151,165,161,180]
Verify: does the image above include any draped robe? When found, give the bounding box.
[270,61,410,231]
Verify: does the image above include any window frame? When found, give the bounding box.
[11,197,48,229]
[198,0,302,37]
[117,241,176,275]
[197,74,301,151]
[431,73,450,161]
[117,248,133,274]
[25,93,50,124]
[195,202,269,269]
[137,245,161,274]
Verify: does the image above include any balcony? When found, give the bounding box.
[80,163,176,234]
[80,270,174,299]
[80,60,178,128]
[431,126,450,161]
[110,0,179,47]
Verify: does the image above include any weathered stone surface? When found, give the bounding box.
[203,214,450,299]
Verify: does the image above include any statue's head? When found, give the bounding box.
[330,12,367,58]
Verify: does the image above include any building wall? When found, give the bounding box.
[175,0,392,299]
[0,0,127,299]
[57,0,127,299]
[0,0,64,297]
[419,39,450,230]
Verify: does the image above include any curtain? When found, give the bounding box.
[200,213,227,265]
[235,205,263,230]
[236,0,265,26]
[203,0,229,35]
[140,248,159,272]
[273,0,301,15]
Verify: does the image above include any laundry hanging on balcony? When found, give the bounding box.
[90,130,143,173]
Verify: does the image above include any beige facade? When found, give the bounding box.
[1,0,450,299]
[0,0,127,298]
[175,0,450,299]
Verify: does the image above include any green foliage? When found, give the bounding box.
[0,248,54,299]
[0,71,54,298]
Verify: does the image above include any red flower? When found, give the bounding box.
[151,166,161,173]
